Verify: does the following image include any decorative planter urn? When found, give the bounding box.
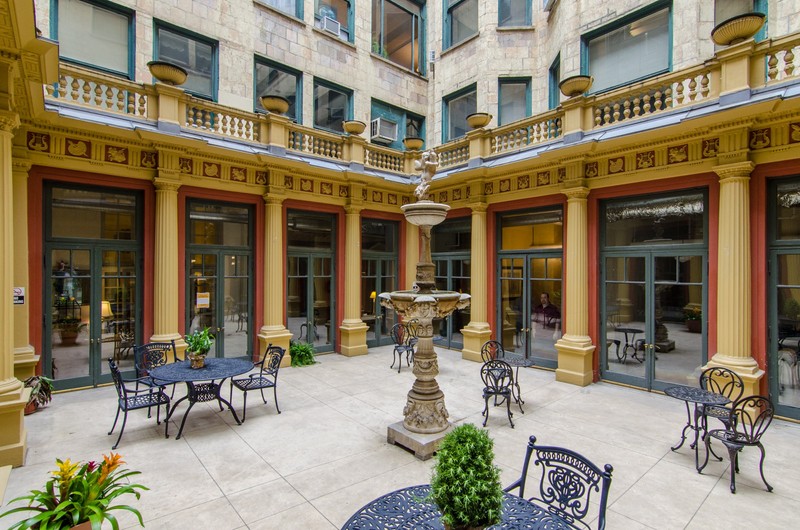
[260,94,290,114]
[559,75,593,97]
[466,112,492,129]
[147,61,188,86]
[711,12,766,46]
[403,136,424,150]
[187,352,207,369]
[343,120,367,134]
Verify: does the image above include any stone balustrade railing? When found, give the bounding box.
[42,34,800,176]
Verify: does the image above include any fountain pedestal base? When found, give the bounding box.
[387,421,454,460]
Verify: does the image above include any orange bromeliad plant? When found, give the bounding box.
[0,452,147,530]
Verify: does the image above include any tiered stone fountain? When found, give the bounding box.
[381,150,470,460]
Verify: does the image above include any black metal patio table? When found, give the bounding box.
[150,357,253,440]
[341,484,577,529]
[663,384,730,470]
[503,355,536,407]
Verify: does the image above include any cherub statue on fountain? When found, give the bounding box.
[413,150,439,201]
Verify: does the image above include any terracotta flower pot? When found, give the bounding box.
[403,136,424,150]
[466,112,492,129]
[711,12,766,46]
[24,400,38,415]
[260,95,290,114]
[559,75,593,97]
[188,352,207,369]
[343,120,367,134]
[147,61,188,86]
[70,521,92,530]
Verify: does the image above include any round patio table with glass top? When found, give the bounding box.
[150,357,253,440]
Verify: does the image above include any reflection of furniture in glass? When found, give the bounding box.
[504,435,614,529]
[229,345,285,421]
[614,327,644,363]
[778,348,798,392]
[481,359,515,427]
[108,320,135,360]
[699,395,774,494]
[235,303,248,332]
[107,358,170,450]
[342,485,570,529]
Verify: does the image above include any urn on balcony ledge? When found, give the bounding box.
[343,120,367,134]
[711,12,766,46]
[559,75,593,97]
[403,136,424,150]
[147,61,188,86]
[466,112,492,129]
[260,94,290,114]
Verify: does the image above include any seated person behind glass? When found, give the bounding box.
[533,293,560,328]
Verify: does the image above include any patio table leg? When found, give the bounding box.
[671,401,693,452]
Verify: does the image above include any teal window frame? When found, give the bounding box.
[442,83,476,142]
[154,20,219,101]
[51,0,135,79]
[499,0,531,27]
[498,77,531,126]
[254,57,303,123]
[313,78,353,133]
[372,0,426,75]
[370,99,425,150]
[548,53,560,110]
[258,0,303,19]
[315,0,355,43]
[443,0,478,50]
[580,0,672,95]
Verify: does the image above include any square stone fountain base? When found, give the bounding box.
[387,421,454,460]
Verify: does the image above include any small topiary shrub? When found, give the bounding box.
[289,340,316,367]
[430,423,503,529]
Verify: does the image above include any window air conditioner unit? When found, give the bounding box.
[322,16,341,36]
[370,117,398,144]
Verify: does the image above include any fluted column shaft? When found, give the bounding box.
[460,202,491,361]
[263,196,285,328]
[151,177,182,342]
[343,206,363,323]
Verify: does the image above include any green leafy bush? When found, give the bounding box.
[184,327,213,355]
[289,340,316,367]
[430,423,503,529]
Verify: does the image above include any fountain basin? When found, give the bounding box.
[401,201,450,227]
[379,291,470,317]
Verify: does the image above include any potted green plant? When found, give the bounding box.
[0,452,147,530]
[430,423,503,530]
[289,340,316,367]
[23,375,54,415]
[684,307,702,333]
[184,327,213,369]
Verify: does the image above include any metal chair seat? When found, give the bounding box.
[108,358,170,450]
[233,375,276,392]
[230,345,285,421]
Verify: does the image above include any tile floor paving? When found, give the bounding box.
[3,345,800,529]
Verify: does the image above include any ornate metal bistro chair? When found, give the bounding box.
[107,358,170,450]
[504,435,614,529]
[390,322,418,373]
[480,359,515,428]
[697,367,745,461]
[481,339,504,362]
[133,340,180,408]
[699,395,774,494]
[229,345,285,421]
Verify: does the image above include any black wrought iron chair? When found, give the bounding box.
[229,345,285,421]
[505,435,614,529]
[480,339,504,362]
[697,366,745,460]
[390,322,417,373]
[133,340,179,406]
[699,395,774,494]
[480,359,515,428]
[107,358,170,450]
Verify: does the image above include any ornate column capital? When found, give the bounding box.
[345,204,363,216]
[11,155,32,175]
[0,111,20,134]
[713,161,755,182]
[562,186,590,201]
[468,201,488,214]
[154,177,181,193]
[263,194,284,207]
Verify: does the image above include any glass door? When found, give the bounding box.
[287,254,335,352]
[186,201,253,359]
[433,257,470,349]
[362,257,397,347]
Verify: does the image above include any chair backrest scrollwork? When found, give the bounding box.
[699,367,744,402]
[481,340,504,362]
[262,345,285,375]
[729,395,774,444]
[480,359,513,393]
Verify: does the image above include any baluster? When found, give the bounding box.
[665,87,673,108]
[623,99,631,119]
[632,97,641,117]
[113,88,124,111]
[612,103,620,122]
[784,49,795,78]
[70,77,80,101]
[602,105,611,125]
[643,94,651,114]
[82,80,92,103]
[688,77,698,101]
[700,75,709,99]
[675,80,685,105]
[654,91,663,111]
[127,93,135,114]
[138,94,146,117]
[594,108,601,127]
[767,53,779,80]
[94,83,103,107]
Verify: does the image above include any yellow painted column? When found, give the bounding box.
[258,195,292,361]
[151,176,185,353]
[555,187,596,386]
[462,202,491,362]
[0,110,28,467]
[11,151,38,380]
[705,161,764,395]
[340,205,368,356]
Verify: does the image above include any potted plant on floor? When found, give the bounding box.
[684,307,702,333]
[185,327,213,369]
[430,423,503,530]
[23,375,54,415]
[289,340,316,367]
[0,452,147,530]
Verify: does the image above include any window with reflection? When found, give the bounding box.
[50,187,138,240]
[444,85,476,141]
[155,23,217,99]
[446,0,478,48]
[432,217,472,252]
[604,192,705,247]
[287,211,335,249]
[255,59,302,122]
[316,0,353,41]
[314,80,352,132]
[499,208,563,251]
[188,202,250,246]
[362,219,398,251]
[776,181,800,240]
[371,0,424,73]
[499,0,529,26]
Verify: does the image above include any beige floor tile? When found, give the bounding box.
[138,497,245,530]
[247,503,337,529]
[226,478,307,523]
